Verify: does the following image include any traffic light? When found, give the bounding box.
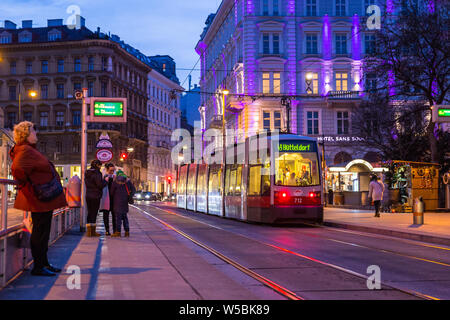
[120,152,128,161]
[167,176,172,184]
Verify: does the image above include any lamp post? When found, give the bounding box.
[221,88,229,217]
[18,84,38,123]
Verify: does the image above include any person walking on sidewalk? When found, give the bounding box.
[100,163,116,236]
[369,175,385,218]
[110,170,135,238]
[10,122,67,277]
[84,160,107,237]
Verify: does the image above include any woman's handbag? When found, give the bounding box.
[18,212,32,249]
[29,162,64,202]
[125,182,134,205]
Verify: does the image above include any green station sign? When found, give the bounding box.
[438,109,450,117]
[93,101,124,117]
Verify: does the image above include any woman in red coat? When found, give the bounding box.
[10,122,67,277]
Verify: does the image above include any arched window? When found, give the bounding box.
[334,151,352,165]
[363,152,381,163]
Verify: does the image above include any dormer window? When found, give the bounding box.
[0,32,12,44]
[19,31,32,43]
[48,29,61,42]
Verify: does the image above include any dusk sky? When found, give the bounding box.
[0,0,222,89]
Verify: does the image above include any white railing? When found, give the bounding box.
[0,179,80,289]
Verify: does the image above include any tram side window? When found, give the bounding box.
[187,166,196,195]
[225,165,240,196]
[179,166,188,194]
[235,166,242,195]
[208,166,222,196]
[261,163,271,196]
[197,165,207,196]
[248,166,261,196]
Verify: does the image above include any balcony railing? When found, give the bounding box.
[209,115,223,129]
[326,91,361,100]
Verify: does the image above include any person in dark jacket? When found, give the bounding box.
[110,170,135,237]
[100,163,116,235]
[84,160,107,237]
[10,122,67,277]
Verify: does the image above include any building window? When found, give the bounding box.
[263,110,282,131]
[7,112,16,128]
[365,0,376,15]
[56,111,65,126]
[101,81,107,97]
[365,73,377,92]
[72,110,81,126]
[74,82,82,92]
[57,84,65,99]
[273,35,280,54]
[10,61,16,75]
[39,142,47,153]
[24,112,33,122]
[262,72,281,94]
[0,33,12,44]
[335,34,348,54]
[307,111,320,135]
[306,0,317,16]
[365,34,376,54]
[336,0,346,16]
[73,141,80,153]
[263,34,270,54]
[306,34,318,54]
[88,81,94,97]
[335,72,348,91]
[9,86,16,101]
[56,141,62,153]
[273,0,279,15]
[88,57,94,71]
[41,60,48,74]
[306,72,319,94]
[48,30,61,41]
[40,112,49,127]
[41,84,48,99]
[74,58,81,72]
[337,111,349,134]
[262,0,269,15]
[19,32,32,43]
[57,59,64,73]
[26,61,33,74]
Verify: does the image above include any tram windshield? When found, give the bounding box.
[275,152,320,187]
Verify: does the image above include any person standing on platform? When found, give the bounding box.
[10,121,67,276]
[100,163,116,236]
[110,170,135,238]
[369,174,385,218]
[84,160,107,236]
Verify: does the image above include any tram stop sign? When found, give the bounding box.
[88,97,127,123]
[432,105,450,123]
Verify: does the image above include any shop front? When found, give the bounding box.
[326,159,387,207]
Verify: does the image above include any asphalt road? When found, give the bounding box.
[133,202,450,300]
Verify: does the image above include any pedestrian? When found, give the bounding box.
[10,121,67,276]
[100,163,116,236]
[84,160,107,237]
[110,170,135,238]
[369,174,385,218]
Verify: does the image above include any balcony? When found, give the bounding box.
[326,91,361,100]
[156,141,170,150]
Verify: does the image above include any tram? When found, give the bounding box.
[177,134,323,224]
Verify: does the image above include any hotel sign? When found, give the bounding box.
[317,136,364,143]
[88,98,127,123]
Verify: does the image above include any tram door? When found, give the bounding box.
[186,164,198,211]
[224,164,244,220]
[177,165,188,209]
[207,164,223,216]
[196,164,208,213]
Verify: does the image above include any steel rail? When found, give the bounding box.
[132,205,304,301]
[142,203,437,300]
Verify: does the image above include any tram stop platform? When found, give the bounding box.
[0,207,282,300]
[324,208,450,246]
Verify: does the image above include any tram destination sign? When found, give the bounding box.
[88,98,127,123]
[278,141,317,153]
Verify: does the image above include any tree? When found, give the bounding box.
[361,0,449,162]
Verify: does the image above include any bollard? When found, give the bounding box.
[413,197,424,225]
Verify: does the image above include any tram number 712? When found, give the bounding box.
[294,197,303,204]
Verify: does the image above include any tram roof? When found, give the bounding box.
[258,134,318,142]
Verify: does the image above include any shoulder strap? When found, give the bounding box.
[125,182,130,196]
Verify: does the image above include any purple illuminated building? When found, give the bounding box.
[195,0,390,196]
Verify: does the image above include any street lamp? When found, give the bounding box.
[221,88,229,217]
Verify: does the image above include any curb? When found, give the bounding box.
[323,221,450,246]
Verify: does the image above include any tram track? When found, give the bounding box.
[133,204,434,300]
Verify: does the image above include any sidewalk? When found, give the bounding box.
[324,208,450,246]
[0,207,281,300]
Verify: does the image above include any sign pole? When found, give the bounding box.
[80,88,88,232]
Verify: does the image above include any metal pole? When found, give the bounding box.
[446,184,450,209]
[80,88,88,232]
[0,184,7,232]
[221,93,226,217]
